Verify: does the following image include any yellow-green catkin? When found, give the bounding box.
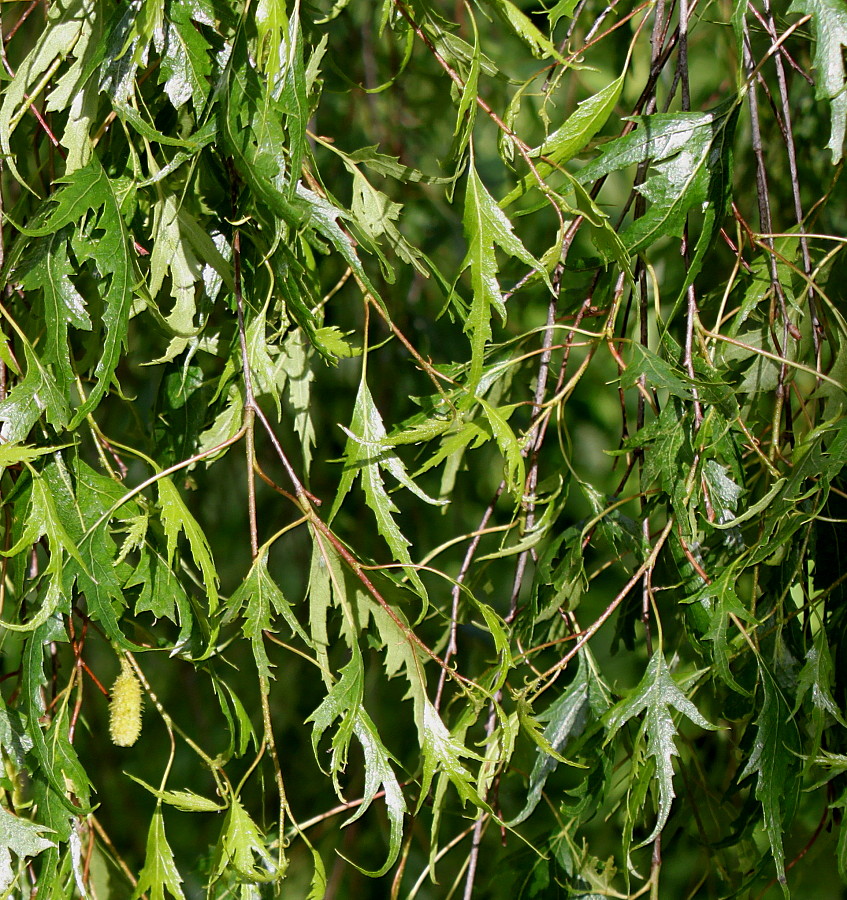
[109,657,143,747]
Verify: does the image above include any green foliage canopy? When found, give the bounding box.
[1,0,847,897]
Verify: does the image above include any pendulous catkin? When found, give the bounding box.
[109,657,143,747]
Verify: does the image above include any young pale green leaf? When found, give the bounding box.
[113,102,215,151]
[132,809,186,900]
[1,475,85,632]
[788,0,847,161]
[414,418,489,480]
[307,535,336,684]
[126,774,226,813]
[376,408,459,451]
[280,330,316,475]
[197,384,244,463]
[808,750,847,787]
[211,795,284,885]
[462,151,549,390]
[224,550,311,678]
[345,145,453,184]
[308,650,364,776]
[332,377,441,602]
[157,477,219,612]
[256,0,289,82]
[450,10,480,165]
[0,0,88,189]
[501,72,626,209]
[306,843,328,900]
[115,513,149,566]
[209,672,256,762]
[312,326,356,359]
[43,0,99,172]
[738,665,801,894]
[537,74,625,162]
[432,29,500,80]
[350,170,428,277]
[547,0,580,28]
[279,3,309,199]
[605,653,715,845]
[244,306,284,416]
[306,645,406,878]
[146,197,204,364]
[476,397,525,493]
[4,473,83,567]
[0,577,64,635]
[339,711,407,877]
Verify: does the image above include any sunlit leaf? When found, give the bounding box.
[159,0,213,111]
[0,809,56,894]
[13,157,137,424]
[211,795,285,885]
[332,377,441,603]
[789,0,847,161]
[605,653,715,844]
[132,809,186,900]
[158,476,219,611]
[462,149,549,389]
[224,550,311,678]
[501,71,626,209]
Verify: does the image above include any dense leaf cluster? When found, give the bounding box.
[0,0,846,897]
